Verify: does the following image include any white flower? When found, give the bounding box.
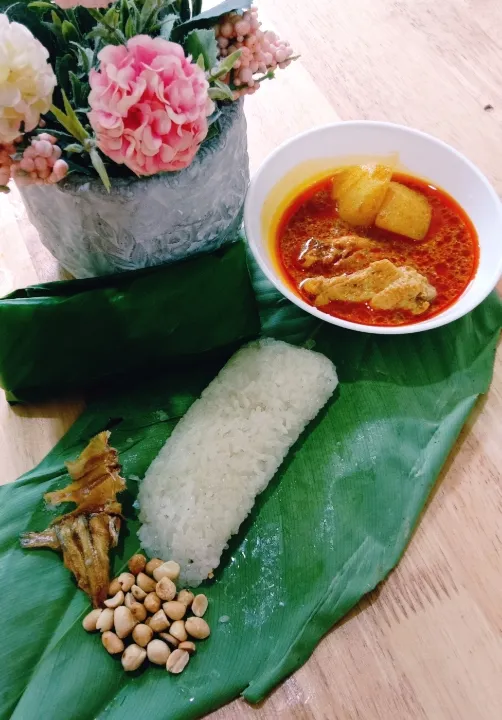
[0,14,57,143]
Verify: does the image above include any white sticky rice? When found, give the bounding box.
[138,338,338,585]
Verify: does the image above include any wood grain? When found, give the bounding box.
[1,1,501,718]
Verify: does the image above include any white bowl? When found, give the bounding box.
[244,121,502,334]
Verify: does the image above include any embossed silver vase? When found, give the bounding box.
[17,101,249,278]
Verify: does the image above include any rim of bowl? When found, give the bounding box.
[244,120,502,335]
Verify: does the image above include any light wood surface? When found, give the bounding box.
[1,1,502,718]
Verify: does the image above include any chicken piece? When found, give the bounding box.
[370,267,437,314]
[303,259,400,305]
[299,234,373,268]
[303,259,436,315]
[332,164,394,227]
[375,182,432,240]
[20,431,126,607]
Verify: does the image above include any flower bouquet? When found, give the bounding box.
[0,1,295,276]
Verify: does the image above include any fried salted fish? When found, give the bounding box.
[21,431,125,607]
[303,259,437,315]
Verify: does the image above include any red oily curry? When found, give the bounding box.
[274,167,479,327]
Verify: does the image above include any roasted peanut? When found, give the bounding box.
[114,606,136,639]
[131,584,147,601]
[178,641,196,655]
[169,620,187,643]
[82,608,102,632]
[128,554,147,575]
[95,608,114,633]
[137,572,157,593]
[132,623,153,648]
[166,649,189,674]
[130,601,147,623]
[102,631,124,655]
[176,589,194,607]
[121,644,146,672]
[108,578,121,596]
[116,572,135,592]
[145,557,163,576]
[149,609,170,633]
[159,632,179,648]
[144,592,161,614]
[104,590,124,609]
[163,601,186,621]
[153,561,181,583]
[155,576,176,601]
[185,617,210,640]
[191,594,208,618]
[147,639,171,665]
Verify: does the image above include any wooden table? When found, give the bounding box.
[1,1,502,718]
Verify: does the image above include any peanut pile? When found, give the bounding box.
[82,554,210,674]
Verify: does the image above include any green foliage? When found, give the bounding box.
[175,0,250,35]
[179,0,190,22]
[158,13,177,40]
[184,28,218,69]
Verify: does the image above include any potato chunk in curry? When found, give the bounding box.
[332,164,394,227]
[303,259,437,315]
[375,181,432,240]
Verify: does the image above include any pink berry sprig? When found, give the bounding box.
[215,6,295,99]
[0,143,15,189]
[12,133,69,186]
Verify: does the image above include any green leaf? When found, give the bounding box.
[0,247,501,717]
[70,41,94,74]
[50,8,61,27]
[41,19,61,41]
[89,147,111,192]
[64,142,85,154]
[0,184,10,194]
[55,53,74,97]
[208,80,234,101]
[176,0,249,33]
[119,0,129,32]
[204,117,221,141]
[180,0,191,22]
[158,12,177,40]
[69,71,89,109]
[208,49,242,79]
[191,0,202,15]
[61,19,78,42]
[102,4,119,27]
[126,0,140,34]
[139,0,160,31]
[50,93,89,144]
[0,241,259,401]
[85,25,112,41]
[27,1,56,10]
[124,15,135,38]
[184,28,218,70]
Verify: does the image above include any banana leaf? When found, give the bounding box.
[0,242,259,403]
[0,256,500,720]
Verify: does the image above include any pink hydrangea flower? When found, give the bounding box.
[88,36,213,176]
[53,0,111,9]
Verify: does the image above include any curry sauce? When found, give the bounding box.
[275,173,479,326]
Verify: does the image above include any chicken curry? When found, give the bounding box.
[275,165,479,326]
